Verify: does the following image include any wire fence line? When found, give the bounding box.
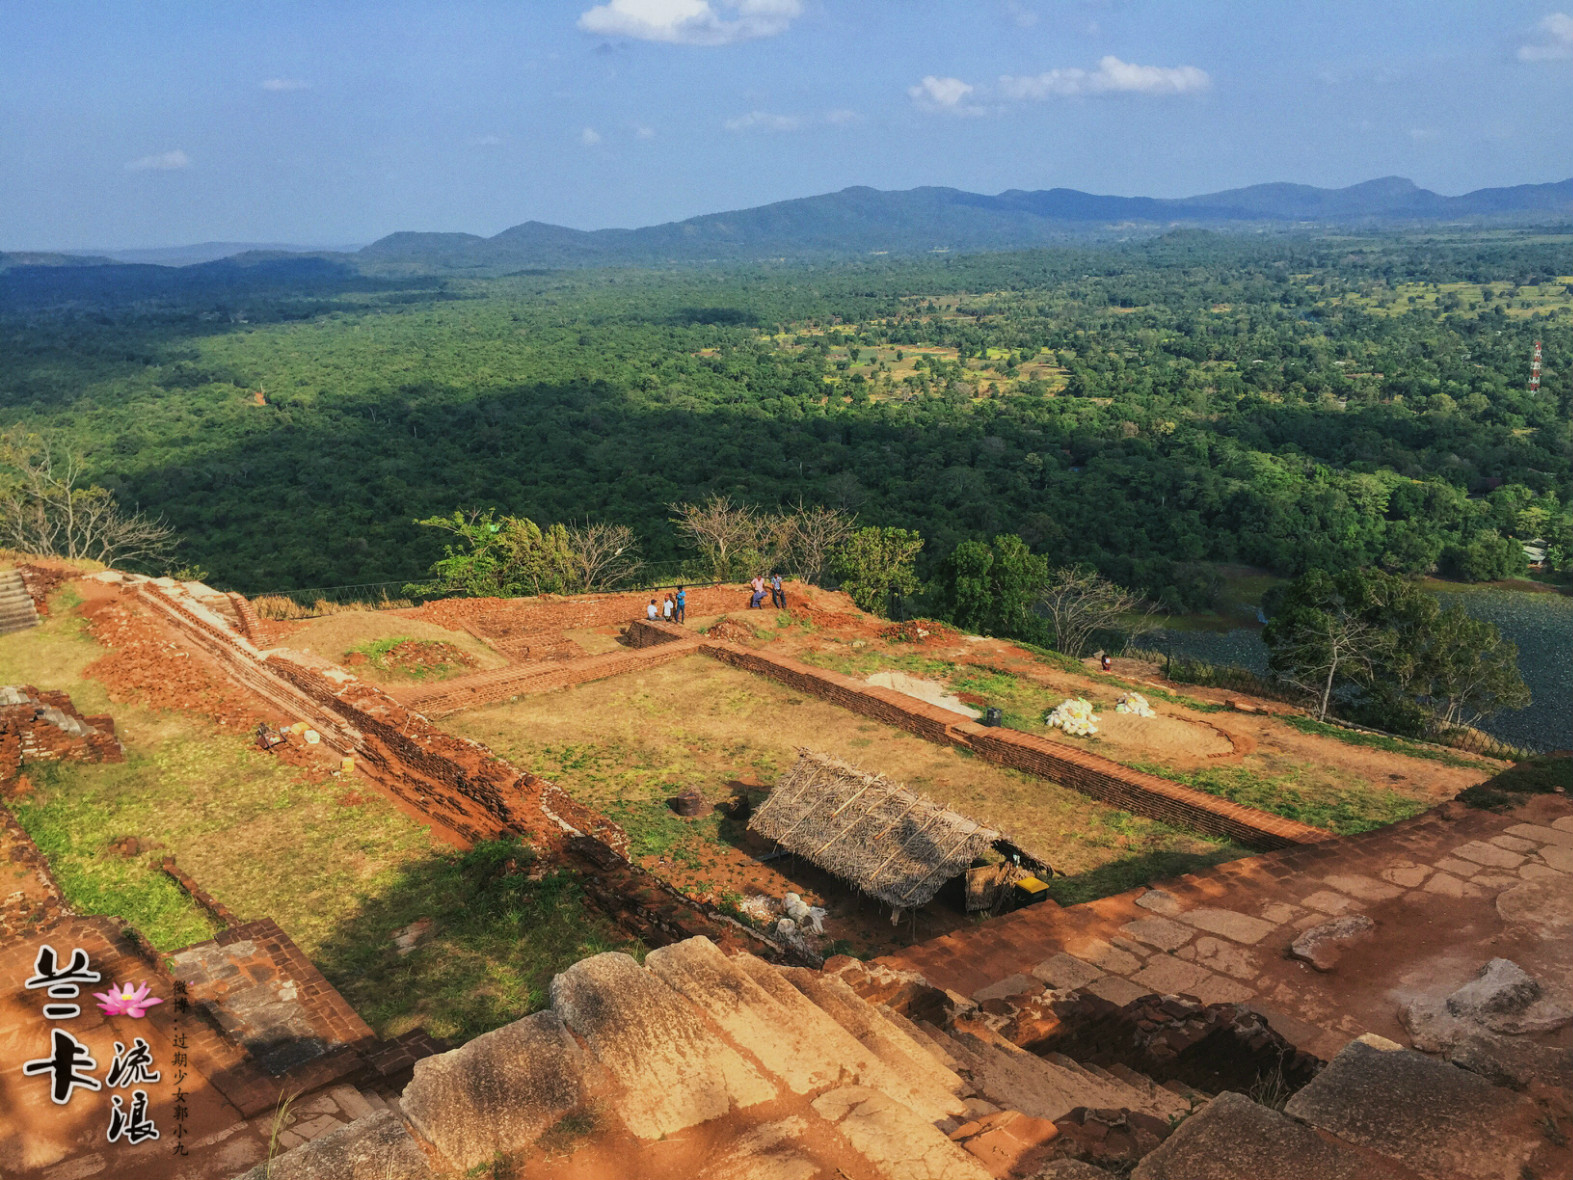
[243,564,744,615]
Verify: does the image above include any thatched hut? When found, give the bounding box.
[749,749,1048,912]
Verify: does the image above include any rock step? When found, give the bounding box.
[734,953,969,1125]
[550,950,778,1142]
[645,937,855,1097]
[776,965,970,1120]
[942,1029,1192,1124]
[1160,1078,1211,1105]
[883,1007,962,1072]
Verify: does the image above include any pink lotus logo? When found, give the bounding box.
[93,983,163,1019]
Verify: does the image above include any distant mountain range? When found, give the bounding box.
[8,176,1573,280]
[353,176,1573,271]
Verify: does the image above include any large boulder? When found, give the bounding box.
[400,1010,591,1171]
[1445,958,1573,1035]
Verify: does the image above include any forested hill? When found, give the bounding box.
[354,177,1573,272]
[2,230,1571,600]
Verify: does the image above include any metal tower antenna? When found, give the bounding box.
[1529,340,1542,394]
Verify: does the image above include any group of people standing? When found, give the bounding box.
[647,585,688,623]
[643,574,786,624]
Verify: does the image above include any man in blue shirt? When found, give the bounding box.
[771,573,785,609]
[674,586,686,624]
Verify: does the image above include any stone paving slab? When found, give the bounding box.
[877,797,1573,1064]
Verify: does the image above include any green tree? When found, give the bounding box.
[831,527,922,616]
[410,509,576,598]
[938,533,1047,638]
[942,539,995,633]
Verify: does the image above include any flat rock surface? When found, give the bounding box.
[1173,907,1277,944]
[551,951,777,1140]
[1120,916,1194,952]
[1131,1091,1408,1180]
[1497,877,1573,929]
[1032,953,1103,991]
[1284,1039,1540,1180]
[1289,914,1374,971]
[234,1112,433,1180]
[811,1085,993,1180]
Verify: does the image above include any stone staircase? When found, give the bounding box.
[0,570,39,636]
[240,935,1194,1180]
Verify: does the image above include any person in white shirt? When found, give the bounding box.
[647,599,658,620]
[663,595,674,620]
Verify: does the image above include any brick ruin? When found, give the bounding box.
[0,684,124,784]
[2,570,1569,1179]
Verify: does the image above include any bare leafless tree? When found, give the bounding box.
[1268,609,1384,723]
[562,521,643,592]
[0,431,176,569]
[669,495,773,581]
[1037,565,1157,658]
[778,500,857,585]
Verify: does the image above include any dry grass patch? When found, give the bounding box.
[277,609,507,682]
[444,656,1240,901]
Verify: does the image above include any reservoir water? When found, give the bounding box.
[1152,588,1572,751]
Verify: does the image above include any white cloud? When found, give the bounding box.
[908,75,983,114]
[1408,127,1440,142]
[635,124,657,139]
[578,0,801,46]
[261,77,310,91]
[725,110,803,131]
[725,108,862,132]
[469,134,505,147]
[580,126,603,145]
[1519,12,1573,60]
[125,149,190,171]
[1004,1,1038,28]
[1000,56,1210,98]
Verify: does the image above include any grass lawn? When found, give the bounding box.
[444,655,1245,910]
[0,592,633,1042]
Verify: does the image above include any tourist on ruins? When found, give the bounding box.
[749,574,767,609]
[647,598,659,620]
[663,594,674,621]
[1101,652,1113,672]
[771,572,785,608]
[674,585,686,623]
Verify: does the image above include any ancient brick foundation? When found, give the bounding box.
[0,685,124,781]
[695,640,1327,849]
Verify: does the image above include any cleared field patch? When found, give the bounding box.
[443,655,1243,939]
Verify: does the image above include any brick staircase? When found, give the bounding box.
[0,569,39,636]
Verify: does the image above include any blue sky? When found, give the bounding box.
[4,1,1573,249]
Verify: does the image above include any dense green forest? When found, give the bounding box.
[1,230,1570,603]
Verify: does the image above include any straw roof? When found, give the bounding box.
[748,749,1003,910]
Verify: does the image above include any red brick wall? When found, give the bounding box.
[404,582,784,640]
[698,640,1328,850]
